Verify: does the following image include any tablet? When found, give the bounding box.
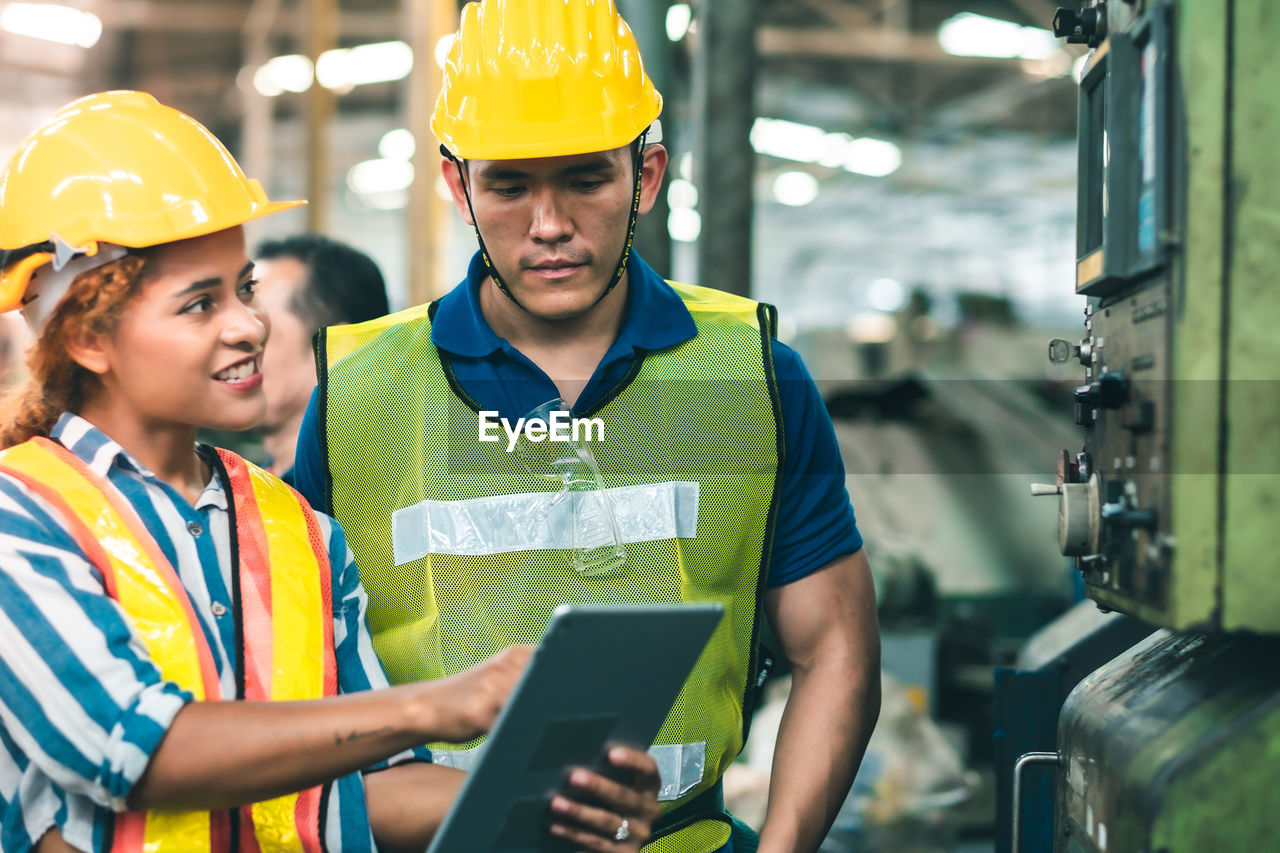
[426,602,725,853]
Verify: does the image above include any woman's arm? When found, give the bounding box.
[128,645,531,811]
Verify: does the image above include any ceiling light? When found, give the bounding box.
[378,129,416,162]
[867,278,906,312]
[843,138,902,177]
[667,178,699,210]
[678,152,694,182]
[666,4,692,42]
[937,12,1060,61]
[348,158,414,195]
[317,40,413,89]
[668,208,701,243]
[1,2,101,48]
[771,171,819,207]
[751,118,828,164]
[253,54,314,97]
[752,117,902,178]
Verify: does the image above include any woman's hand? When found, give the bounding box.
[415,645,534,743]
[547,746,663,852]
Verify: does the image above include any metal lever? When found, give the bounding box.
[1012,751,1061,853]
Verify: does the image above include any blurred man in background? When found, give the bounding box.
[254,234,389,482]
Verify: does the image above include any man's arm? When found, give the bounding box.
[365,746,663,852]
[293,387,328,512]
[757,548,880,853]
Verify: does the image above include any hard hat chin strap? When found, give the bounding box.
[441,126,649,317]
[441,143,525,310]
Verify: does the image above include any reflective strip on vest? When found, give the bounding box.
[430,739,707,802]
[322,281,781,853]
[0,439,333,853]
[218,449,335,853]
[391,481,700,563]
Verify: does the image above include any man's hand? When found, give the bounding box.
[547,746,663,852]
[415,645,534,743]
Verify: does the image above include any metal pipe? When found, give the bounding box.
[618,0,672,278]
[305,0,337,233]
[693,0,759,296]
[403,0,458,304]
[1012,751,1060,853]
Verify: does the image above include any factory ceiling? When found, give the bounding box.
[1,0,1081,154]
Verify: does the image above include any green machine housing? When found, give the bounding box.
[1040,0,1280,632]
[1022,2,1280,851]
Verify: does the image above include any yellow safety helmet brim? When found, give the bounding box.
[0,91,304,312]
[431,0,663,160]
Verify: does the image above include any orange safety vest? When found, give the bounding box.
[0,437,337,853]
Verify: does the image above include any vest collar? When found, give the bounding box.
[430,251,698,359]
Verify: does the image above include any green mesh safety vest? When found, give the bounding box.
[319,281,782,852]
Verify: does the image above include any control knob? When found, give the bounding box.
[1031,474,1101,557]
[1074,372,1128,409]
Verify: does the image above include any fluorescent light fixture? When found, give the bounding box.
[771,171,819,207]
[668,208,701,243]
[843,137,902,177]
[1,2,101,48]
[751,117,902,178]
[317,40,413,89]
[666,4,692,42]
[937,12,1060,61]
[867,278,906,312]
[253,54,314,97]
[347,158,414,195]
[435,33,457,69]
[751,118,829,164]
[378,128,416,162]
[667,178,699,210]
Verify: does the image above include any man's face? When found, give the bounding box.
[253,256,318,435]
[443,145,666,321]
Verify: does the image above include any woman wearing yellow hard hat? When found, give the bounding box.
[0,90,661,852]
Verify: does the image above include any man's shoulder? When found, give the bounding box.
[323,301,435,364]
[331,301,434,340]
[668,280,763,313]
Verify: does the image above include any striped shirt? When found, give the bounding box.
[0,414,428,853]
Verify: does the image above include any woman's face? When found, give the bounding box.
[89,226,270,433]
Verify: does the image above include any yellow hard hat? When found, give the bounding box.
[431,0,663,160]
[0,90,304,313]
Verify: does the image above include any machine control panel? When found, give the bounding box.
[1035,1,1182,622]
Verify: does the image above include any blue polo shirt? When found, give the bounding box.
[295,251,861,587]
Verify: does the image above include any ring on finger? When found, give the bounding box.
[614,818,630,842]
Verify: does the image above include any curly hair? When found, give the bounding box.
[0,254,148,448]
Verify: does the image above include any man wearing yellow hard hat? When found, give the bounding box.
[295,2,881,851]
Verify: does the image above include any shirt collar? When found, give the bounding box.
[430,251,697,358]
[50,413,227,510]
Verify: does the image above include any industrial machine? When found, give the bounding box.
[1004,1,1280,850]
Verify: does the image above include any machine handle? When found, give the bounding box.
[1012,751,1061,853]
